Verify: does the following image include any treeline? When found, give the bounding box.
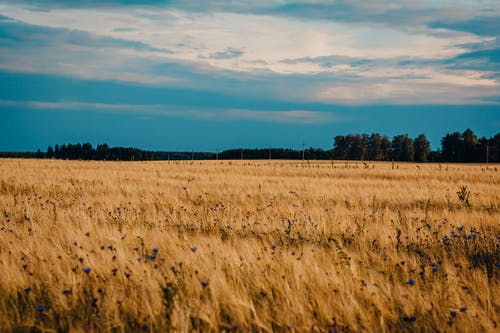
[45,143,155,161]
[332,129,499,162]
[1,129,498,162]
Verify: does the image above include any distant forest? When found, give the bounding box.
[1,129,499,163]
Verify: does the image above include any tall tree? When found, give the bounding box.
[392,134,414,161]
[54,144,60,159]
[333,135,348,160]
[441,132,462,162]
[347,134,364,160]
[368,133,383,161]
[413,134,430,162]
[380,135,392,161]
[47,146,54,159]
[461,128,479,162]
[82,143,93,160]
[488,134,500,163]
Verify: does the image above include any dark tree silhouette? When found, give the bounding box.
[47,146,54,159]
[2,128,497,162]
[441,132,462,162]
[333,135,349,160]
[36,149,43,159]
[391,134,414,162]
[413,134,430,162]
[461,129,479,162]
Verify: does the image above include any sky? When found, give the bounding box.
[0,0,499,151]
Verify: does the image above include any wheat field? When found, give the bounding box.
[0,159,498,332]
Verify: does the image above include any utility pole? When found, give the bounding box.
[216,148,219,161]
[269,148,271,160]
[240,148,243,160]
[302,143,305,161]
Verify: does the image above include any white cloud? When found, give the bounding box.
[0,100,338,123]
[0,1,497,105]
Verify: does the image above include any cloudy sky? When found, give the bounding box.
[0,0,499,151]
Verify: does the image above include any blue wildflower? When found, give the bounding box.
[152,247,159,254]
[24,287,31,293]
[460,306,467,312]
[402,315,416,322]
[437,259,443,265]
[457,226,463,232]
[432,267,438,273]
[271,244,276,250]
[149,255,156,260]
[36,305,45,312]
[83,267,91,274]
[201,281,209,288]
[450,311,457,318]
[190,246,197,253]
[408,279,415,286]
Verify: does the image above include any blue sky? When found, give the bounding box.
[0,0,499,151]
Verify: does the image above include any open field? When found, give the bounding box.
[0,159,498,332]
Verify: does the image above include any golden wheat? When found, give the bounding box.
[0,159,498,332]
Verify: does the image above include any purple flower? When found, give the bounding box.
[190,246,197,253]
[271,244,276,250]
[201,281,209,288]
[107,245,113,250]
[432,266,438,273]
[460,306,467,312]
[152,247,159,254]
[400,260,406,265]
[149,255,156,260]
[457,226,464,232]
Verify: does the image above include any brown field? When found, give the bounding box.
[0,159,498,332]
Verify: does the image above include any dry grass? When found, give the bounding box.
[0,159,498,332]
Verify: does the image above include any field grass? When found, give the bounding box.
[0,159,498,332]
